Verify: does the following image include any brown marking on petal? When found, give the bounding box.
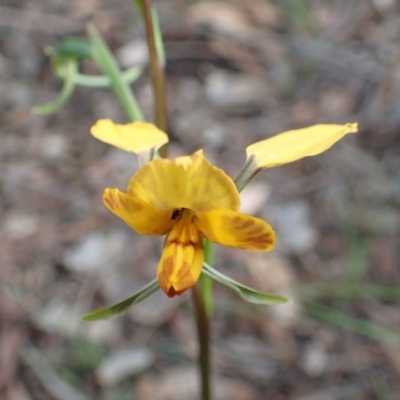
[247,232,276,250]
[247,224,264,236]
[104,193,117,211]
[231,216,241,225]
[227,216,256,230]
[158,256,175,296]
[240,219,255,229]
[175,261,192,281]
[158,256,196,297]
[167,286,188,297]
[162,255,175,276]
[167,286,178,298]
[167,238,203,250]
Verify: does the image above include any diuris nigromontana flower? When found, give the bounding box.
[102,150,275,297]
[90,119,358,299]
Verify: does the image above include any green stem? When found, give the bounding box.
[234,156,260,192]
[192,284,211,400]
[87,24,144,122]
[201,240,214,317]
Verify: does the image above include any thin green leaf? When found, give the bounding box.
[202,263,288,305]
[32,60,77,115]
[87,23,144,122]
[82,279,159,321]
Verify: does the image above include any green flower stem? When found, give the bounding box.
[234,156,260,192]
[191,283,211,400]
[201,240,214,317]
[135,0,168,154]
[87,24,144,122]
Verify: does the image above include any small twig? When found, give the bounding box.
[140,0,168,134]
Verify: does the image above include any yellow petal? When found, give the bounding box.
[103,188,173,235]
[246,123,358,169]
[195,210,275,251]
[90,119,168,153]
[157,210,204,297]
[128,149,240,213]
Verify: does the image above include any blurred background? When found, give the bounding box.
[1,0,400,399]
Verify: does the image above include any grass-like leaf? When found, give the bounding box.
[202,263,288,305]
[82,279,159,321]
[303,301,400,348]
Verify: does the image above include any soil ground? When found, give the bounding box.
[1,1,400,399]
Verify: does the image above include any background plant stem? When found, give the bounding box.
[192,284,211,400]
[139,0,167,132]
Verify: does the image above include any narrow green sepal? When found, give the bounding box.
[82,279,159,321]
[202,263,288,305]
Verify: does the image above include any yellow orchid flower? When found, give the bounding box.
[90,119,168,164]
[103,150,275,297]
